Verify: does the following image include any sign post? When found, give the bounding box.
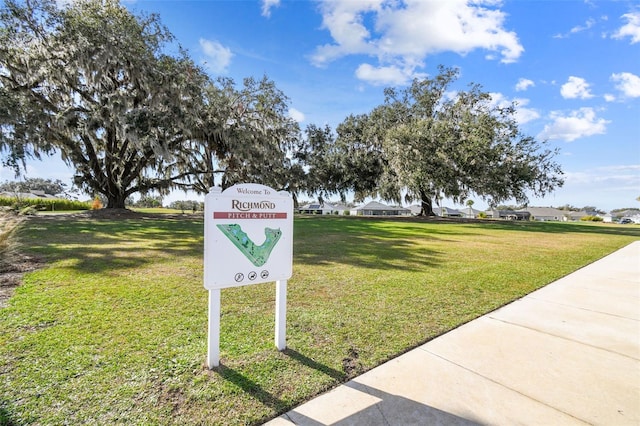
[204,184,293,368]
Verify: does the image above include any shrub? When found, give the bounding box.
[478,211,487,219]
[580,215,603,222]
[91,196,103,210]
[0,196,91,212]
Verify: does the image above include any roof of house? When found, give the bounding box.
[459,207,482,215]
[354,201,410,212]
[299,202,350,211]
[0,191,60,200]
[518,207,565,217]
[435,206,462,216]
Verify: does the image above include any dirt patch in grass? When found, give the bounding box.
[0,252,43,309]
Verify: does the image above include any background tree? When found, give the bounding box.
[0,0,211,208]
[177,76,301,196]
[294,124,346,202]
[168,199,201,213]
[295,115,390,203]
[0,178,67,195]
[331,66,564,215]
[133,195,163,208]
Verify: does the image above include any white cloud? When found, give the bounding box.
[261,0,280,18]
[612,11,640,43]
[565,165,640,187]
[515,78,534,91]
[570,18,596,34]
[355,63,415,86]
[199,38,233,74]
[489,92,540,125]
[610,72,640,98]
[311,0,523,84]
[288,107,305,123]
[560,76,594,99]
[604,93,616,102]
[538,107,610,142]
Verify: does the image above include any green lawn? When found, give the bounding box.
[1,215,638,425]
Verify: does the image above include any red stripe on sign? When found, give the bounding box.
[213,212,288,219]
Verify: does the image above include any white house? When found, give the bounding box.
[434,206,462,217]
[459,206,482,218]
[351,201,411,216]
[522,207,565,221]
[298,202,350,215]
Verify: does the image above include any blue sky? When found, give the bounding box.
[4,0,640,211]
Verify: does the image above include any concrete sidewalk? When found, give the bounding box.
[266,241,640,425]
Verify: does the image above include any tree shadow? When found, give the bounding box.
[480,219,640,237]
[20,215,204,274]
[294,217,447,272]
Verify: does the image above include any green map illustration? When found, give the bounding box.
[216,224,282,267]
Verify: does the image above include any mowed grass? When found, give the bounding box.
[0,215,638,425]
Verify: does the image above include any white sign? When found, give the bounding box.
[203,183,293,367]
[204,183,293,289]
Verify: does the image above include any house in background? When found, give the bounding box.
[298,202,350,215]
[351,201,411,216]
[460,206,482,218]
[0,190,61,200]
[564,210,591,222]
[518,207,564,221]
[486,209,531,220]
[434,206,462,218]
[408,205,422,216]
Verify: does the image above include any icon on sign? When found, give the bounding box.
[234,273,244,282]
[261,270,269,279]
[248,271,257,280]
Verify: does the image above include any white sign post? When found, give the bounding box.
[204,183,293,368]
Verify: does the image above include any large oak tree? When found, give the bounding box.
[0,0,211,208]
[333,66,564,215]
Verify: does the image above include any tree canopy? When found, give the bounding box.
[176,76,301,194]
[1,2,563,211]
[314,66,564,215]
[1,0,300,208]
[0,177,67,195]
[0,0,216,207]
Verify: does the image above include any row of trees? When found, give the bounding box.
[0,0,563,215]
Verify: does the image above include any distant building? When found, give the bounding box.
[0,190,61,200]
[434,206,462,218]
[486,209,531,220]
[460,206,483,219]
[298,202,349,215]
[351,201,411,216]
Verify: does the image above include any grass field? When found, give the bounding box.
[1,214,638,425]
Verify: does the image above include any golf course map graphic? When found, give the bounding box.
[216,224,282,267]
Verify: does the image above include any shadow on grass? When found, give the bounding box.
[294,216,446,271]
[0,405,18,426]
[19,214,639,277]
[20,216,203,274]
[480,219,640,237]
[283,348,346,381]
[217,364,287,413]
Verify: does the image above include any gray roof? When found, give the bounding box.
[435,206,462,216]
[0,191,60,200]
[354,201,410,212]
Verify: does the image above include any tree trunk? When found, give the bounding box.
[419,192,436,216]
[106,192,127,209]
